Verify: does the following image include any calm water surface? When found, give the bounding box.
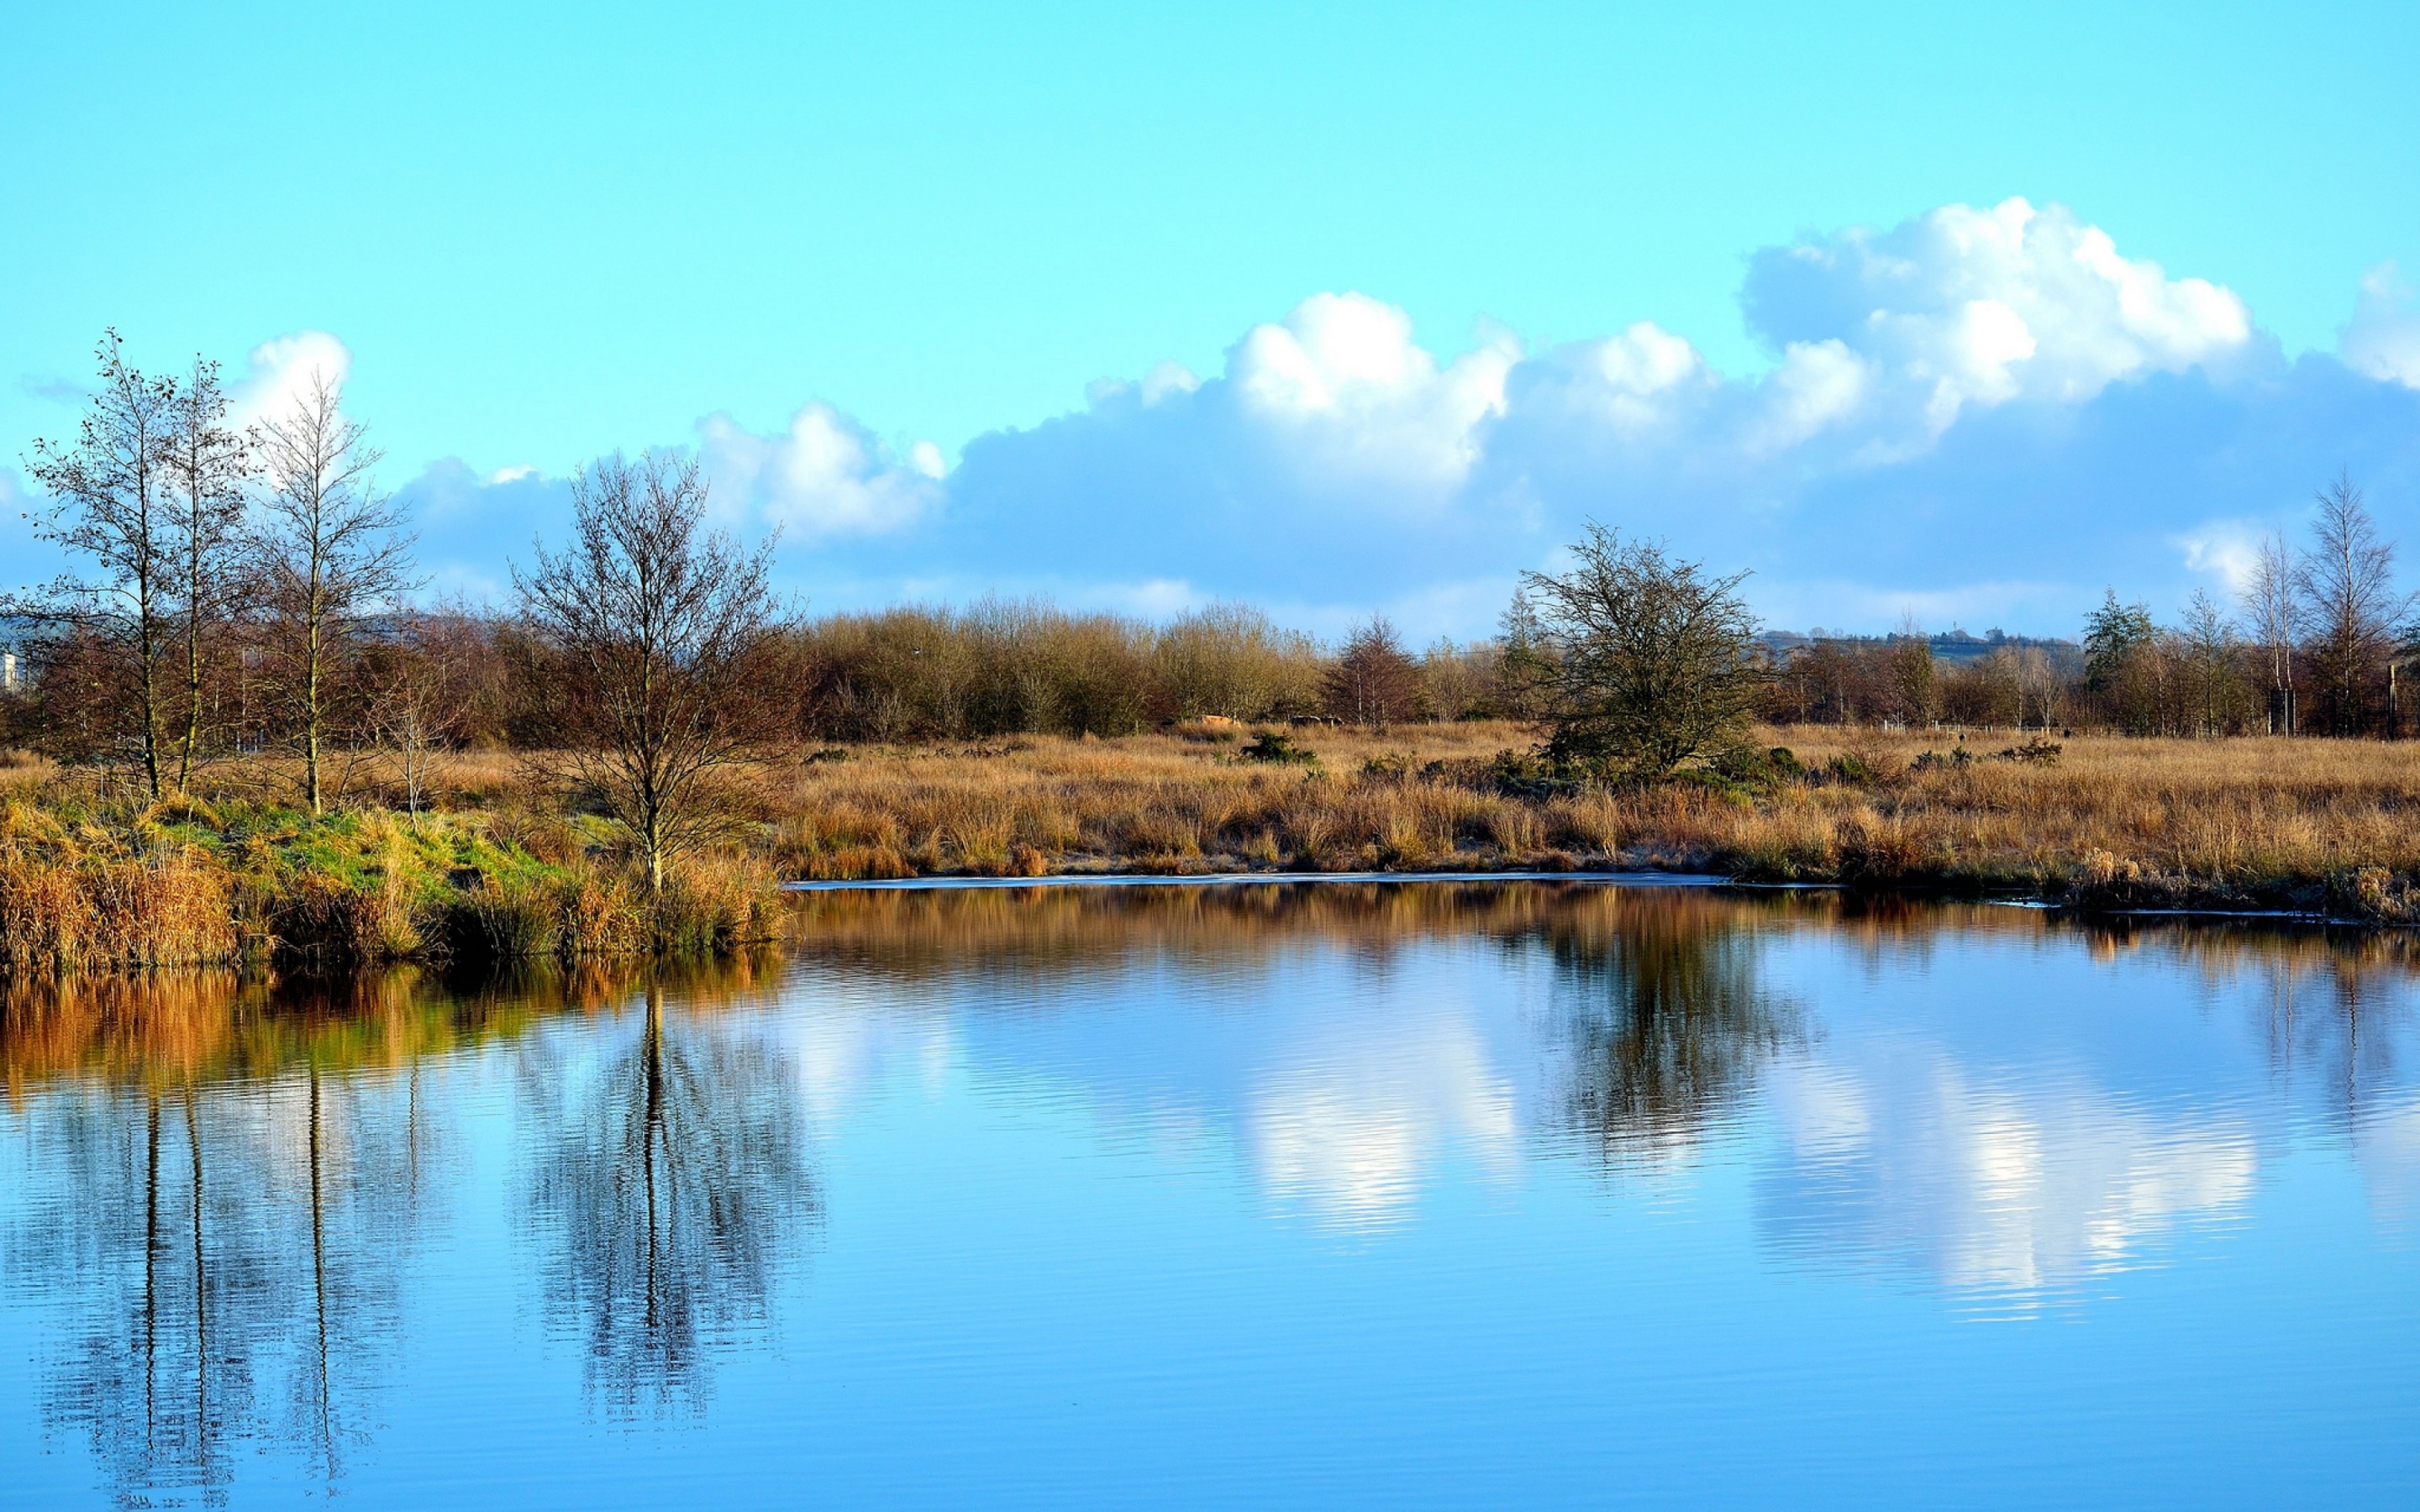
[3,883,2416,1508]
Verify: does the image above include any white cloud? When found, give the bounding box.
[1752,339,1870,450]
[1086,577,1203,617]
[381,199,2420,638]
[1747,197,2252,437]
[1228,291,1520,498]
[1140,360,1200,407]
[2342,261,2420,386]
[2177,521,2266,591]
[697,402,944,537]
[1536,321,1710,435]
[1089,360,1202,411]
[229,330,352,428]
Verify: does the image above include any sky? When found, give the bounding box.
[5,1,2420,638]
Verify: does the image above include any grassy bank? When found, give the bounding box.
[0,786,780,973]
[10,717,2420,972]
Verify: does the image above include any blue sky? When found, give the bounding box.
[7,2,2420,637]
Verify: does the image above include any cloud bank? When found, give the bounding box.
[21,197,2415,640]
[623,197,2420,636]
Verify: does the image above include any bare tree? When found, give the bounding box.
[515,454,781,896]
[15,332,180,796]
[2297,472,2412,737]
[253,372,416,813]
[1322,617,1422,726]
[2179,589,2243,737]
[162,356,253,792]
[1515,524,1765,782]
[2007,645,2060,730]
[2239,531,2301,733]
[1152,602,1321,721]
[367,628,460,831]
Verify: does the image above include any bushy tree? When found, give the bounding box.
[2083,590,2159,733]
[1153,602,1321,721]
[1517,525,1765,782]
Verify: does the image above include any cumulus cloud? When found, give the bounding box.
[696,402,944,537]
[2343,262,2420,386]
[341,198,2420,636]
[229,330,352,427]
[1224,291,1520,501]
[1743,197,2253,437]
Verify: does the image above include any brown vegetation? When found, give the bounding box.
[743,723,2420,919]
[13,717,2415,942]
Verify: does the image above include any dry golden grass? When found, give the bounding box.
[18,719,2420,926]
[739,722,2420,916]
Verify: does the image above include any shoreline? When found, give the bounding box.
[15,722,2420,973]
[782,862,2407,929]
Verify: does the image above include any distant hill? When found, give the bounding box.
[1762,627,2084,673]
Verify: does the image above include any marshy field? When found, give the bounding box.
[9,720,2420,972]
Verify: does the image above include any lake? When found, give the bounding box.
[3,881,2416,1508]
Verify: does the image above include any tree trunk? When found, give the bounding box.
[178,523,203,793]
[305,577,324,815]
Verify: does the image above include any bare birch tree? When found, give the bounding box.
[514,454,781,897]
[253,372,416,813]
[162,356,253,791]
[15,332,182,796]
[2297,472,2412,737]
[2239,531,2300,733]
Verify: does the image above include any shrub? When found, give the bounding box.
[1243,732,1318,766]
[1995,737,2064,766]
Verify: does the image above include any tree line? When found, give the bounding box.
[8,333,2416,836]
[1764,475,2416,737]
[0,336,1531,783]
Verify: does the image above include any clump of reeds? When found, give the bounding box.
[653,853,781,954]
[272,866,429,963]
[450,874,565,961]
[441,852,777,963]
[0,842,237,972]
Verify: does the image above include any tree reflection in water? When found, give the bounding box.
[1527,890,1802,1162]
[0,958,790,1500]
[521,974,820,1417]
[3,971,451,1507]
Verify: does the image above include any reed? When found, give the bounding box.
[0,842,238,972]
